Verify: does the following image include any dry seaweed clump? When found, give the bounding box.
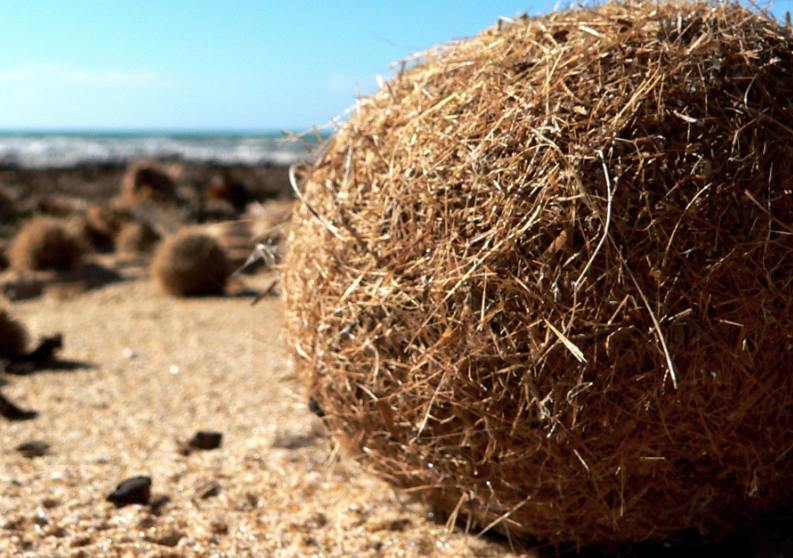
[80,203,131,250]
[120,160,176,205]
[116,221,160,255]
[8,217,85,271]
[249,199,295,262]
[151,229,229,296]
[0,309,28,359]
[283,0,793,549]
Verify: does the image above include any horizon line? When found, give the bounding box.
[0,127,316,136]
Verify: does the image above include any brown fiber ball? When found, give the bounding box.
[81,203,131,249]
[8,217,85,271]
[116,221,160,255]
[284,1,793,549]
[0,309,28,359]
[120,160,176,205]
[151,229,229,296]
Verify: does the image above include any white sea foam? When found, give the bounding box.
[0,133,315,168]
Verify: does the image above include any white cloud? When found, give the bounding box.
[0,64,176,87]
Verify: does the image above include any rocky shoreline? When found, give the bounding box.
[0,161,293,205]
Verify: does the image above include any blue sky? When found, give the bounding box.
[0,1,790,132]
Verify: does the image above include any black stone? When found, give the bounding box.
[308,397,325,418]
[107,476,152,507]
[188,431,223,451]
[3,334,63,375]
[149,494,172,515]
[197,481,221,499]
[15,440,50,458]
[25,334,63,365]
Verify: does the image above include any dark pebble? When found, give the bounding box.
[188,431,223,451]
[25,334,63,365]
[197,481,221,499]
[107,476,152,508]
[149,494,172,515]
[308,397,325,418]
[3,334,64,375]
[15,440,50,458]
[146,529,183,547]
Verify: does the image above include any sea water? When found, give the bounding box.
[0,131,322,169]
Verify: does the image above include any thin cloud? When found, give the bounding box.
[0,64,176,87]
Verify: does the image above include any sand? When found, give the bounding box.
[2,161,791,557]
[1,264,530,557]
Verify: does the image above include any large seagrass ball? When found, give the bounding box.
[284,0,793,548]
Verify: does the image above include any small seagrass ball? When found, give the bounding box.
[80,203,131,250]
[116,221,160,255]
[121,160,176,205]
[151,229,229,297]
[284,0,793,548]
[8,217,85,271]
[0,309,28,359]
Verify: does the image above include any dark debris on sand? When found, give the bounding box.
[106,476,152,508]
[15,440,50,458]
[177,430,223,455]
[0,391,37,421]
[4,333,64,375]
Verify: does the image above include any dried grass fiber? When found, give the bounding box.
[284,0,793,547]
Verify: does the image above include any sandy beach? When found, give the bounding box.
[5,0,793,554]
[2,271,532,557]
[0,162,533,558]
[1,159,792,557]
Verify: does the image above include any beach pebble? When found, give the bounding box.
[145,528,183,547]
[196,481,222,499]
[15,440,50,458]
[188,431,223,451]
[106,476,151,508]
[308,397,325,418]
[24,333,63,366]
[149,494,172,514]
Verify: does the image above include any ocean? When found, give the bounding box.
[0,131,323,169]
